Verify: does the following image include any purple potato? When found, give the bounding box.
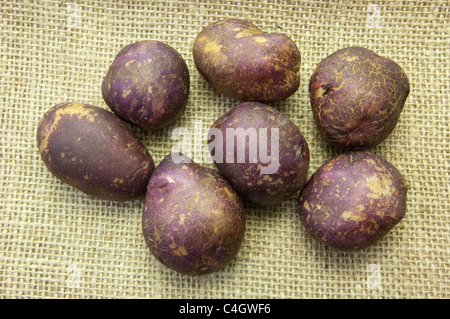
[193,18,301,103]
[208,102,310,205]
[142,153,245,276]
[298,151,409,252]
[102,41,190,130]
[309,47,410,150]
[36,102,155,201]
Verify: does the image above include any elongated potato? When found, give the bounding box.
[36,102,155,201]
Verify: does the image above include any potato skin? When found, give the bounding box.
[102,41,190,130]
[193,18,301,103]
[142,154,245,276]
[298,151,408,251]
[36,102,155,201]
[309,47,410,150]
[209,102,310,205]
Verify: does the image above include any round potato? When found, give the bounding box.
[102,40,190,130]
[142,153,245,276]
[298,151,408,251]
[193,18,301,103]
[208,102,310,205]
[36,102,155,201]
[309,46,410,150]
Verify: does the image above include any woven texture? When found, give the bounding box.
[1,0,448,298]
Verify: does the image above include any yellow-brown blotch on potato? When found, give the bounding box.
[193,18,301,103]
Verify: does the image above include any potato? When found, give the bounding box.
[142,153,245,275]
[309,47,410,150]
[36,102,155,201]
[193,18,300,103]
[208,102,310,205]
[102,41,190,130]
[298,151,408,251]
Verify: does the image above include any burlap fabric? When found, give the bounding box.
[1,0,448,299]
